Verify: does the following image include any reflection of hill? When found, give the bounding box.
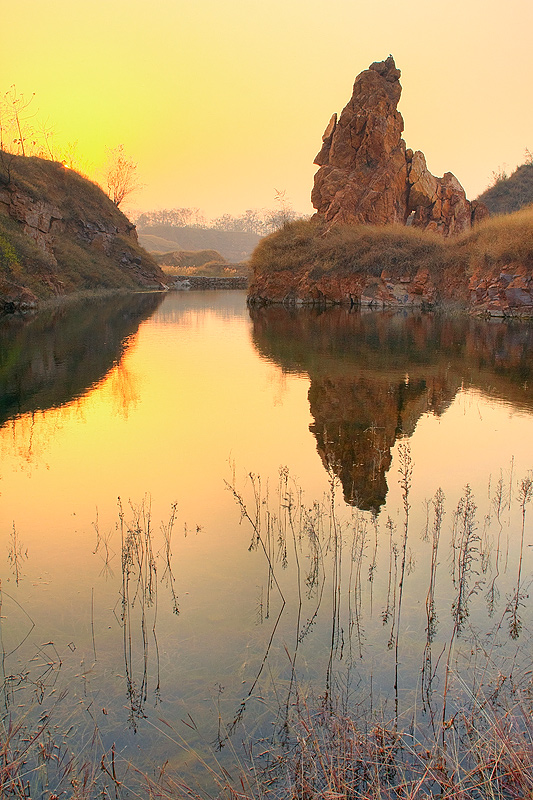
[250,307,533,511]
[0,292,164,425]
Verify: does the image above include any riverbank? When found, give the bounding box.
[248,208,533,316]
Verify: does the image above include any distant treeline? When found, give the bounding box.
[133,201,306,237]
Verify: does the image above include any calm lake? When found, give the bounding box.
[1,290,533,793]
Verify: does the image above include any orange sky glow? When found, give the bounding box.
[2,0,532,219]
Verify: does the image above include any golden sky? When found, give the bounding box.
[2,0,532,218]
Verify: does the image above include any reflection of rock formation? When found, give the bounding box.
[250,306,533,510]
[312,56,489,236]
[309,376,451,511]
[0,292,164,425]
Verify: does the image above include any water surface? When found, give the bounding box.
[1,291,533,791]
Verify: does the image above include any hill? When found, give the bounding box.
[0,152,167,309]
[476,160,533,215]
[248,206,533,316]
[138,224,260,261]
[152,248,226,268]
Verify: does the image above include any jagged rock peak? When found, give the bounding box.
[311,56,489,236]
[368,55,401,81]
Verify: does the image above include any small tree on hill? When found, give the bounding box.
[105,144,140,206]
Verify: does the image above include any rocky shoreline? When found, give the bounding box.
[247,261,533,318]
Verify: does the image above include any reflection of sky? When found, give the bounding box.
[2,292,533,781]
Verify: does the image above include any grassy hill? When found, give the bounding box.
[476,160,533,215]
[248,206,533,313]
[0,152,166,307]
[152,248,226,268]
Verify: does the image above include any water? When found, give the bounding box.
[1,290,533,793]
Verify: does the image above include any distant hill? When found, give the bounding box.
[138,233,187,253]
[138,224,261,261]
[0,152,166,308]
[153,249,225,268]
[153,248,250,278]
[476,161,533,215]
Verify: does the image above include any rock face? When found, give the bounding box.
[312,57,488,236]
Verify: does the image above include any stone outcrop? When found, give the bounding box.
[468,261,533,316]
[249,264,443,309]
[312,56,488,236]
[248,253,533,316]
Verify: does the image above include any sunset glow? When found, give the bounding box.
[2,0,532,218]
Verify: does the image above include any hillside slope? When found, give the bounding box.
[476,161,533,215]
[0,152,167,308]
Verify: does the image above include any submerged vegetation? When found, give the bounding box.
[2,445,533,798]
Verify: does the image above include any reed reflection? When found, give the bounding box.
[250,307,533,510]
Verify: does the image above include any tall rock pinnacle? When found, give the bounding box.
[311,56,488,235]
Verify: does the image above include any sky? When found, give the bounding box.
[1,0,532,219]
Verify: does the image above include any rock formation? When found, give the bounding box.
[312,56,489,236]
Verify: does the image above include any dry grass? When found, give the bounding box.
[163,261,251,278]
[250,208,533,286]
[461,205,533,273]
[476,162,533,215]
[251,218,449,280]
[0,151,165,298]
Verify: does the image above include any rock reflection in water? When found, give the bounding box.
[250,306,533,511]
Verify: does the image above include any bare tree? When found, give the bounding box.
[105,144,141,206]
[3,86,36,156]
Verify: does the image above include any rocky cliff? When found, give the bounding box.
[0,153,167,309]
[312,57,489,236]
